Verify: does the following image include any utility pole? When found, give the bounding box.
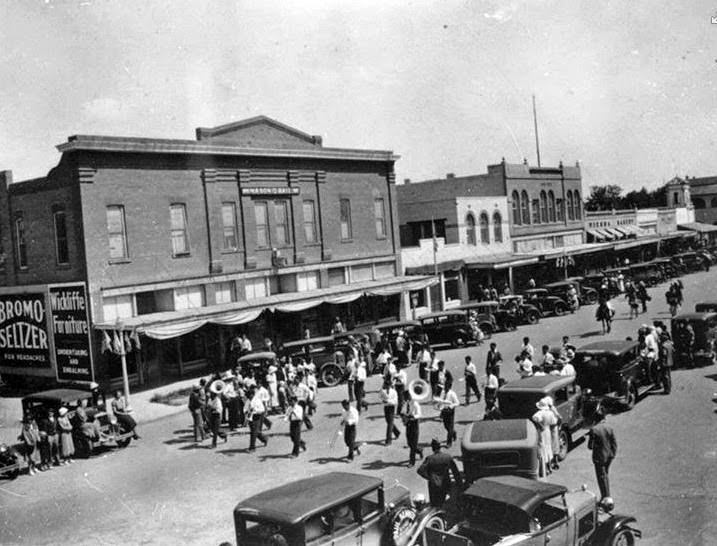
[532,94,541,167]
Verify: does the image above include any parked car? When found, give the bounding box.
[498,295,542,325]
[573,339,671,411]
[21,388,134,458]
[523,288,569,317]
[458,301,513,333]
[697,249,717,265]
[233,471,442,546]
[671,251,705,273]
[373,319,426,360]
[280,337,347,387]
[671,312,717,368]
[420,475,641,546]
[650,258,679,279]
[0,443,22,479]
[543,279,598,305]
[498,375,591,460]
[236,351,279,379]
[581,273,621,298]
[418,310,480,347]
[629,262,664,287]
[695,301,717,313]
[461,419,540,483]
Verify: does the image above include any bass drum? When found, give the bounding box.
[407,379,432,403]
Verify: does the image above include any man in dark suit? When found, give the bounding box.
[417,439,462,507]
[588,409,618,500]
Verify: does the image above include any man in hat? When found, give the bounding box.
[417,439,462,507]
[403,391,422,467]
[285,396,306,458]
[588,408,618,501]
[188,385,206,443]
[340,399,360,460]
[247,387,269,451]
[463,355,481,406]
[435,379,459,447]
[560,353,576,377]
[207,387,228,448]
[354,358,368,413]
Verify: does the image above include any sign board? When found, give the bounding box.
[50,284,94,382]
[241,187,299,196]
[0,292,51,368]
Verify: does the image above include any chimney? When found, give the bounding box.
[446,173,455,179]
[403,178,411,184]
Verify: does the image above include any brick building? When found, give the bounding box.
[0,116,433,389]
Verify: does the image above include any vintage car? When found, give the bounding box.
[498,375,591,460]
[233,471,443,546]
[628,262,664,287]
[373,319,426,360]
[461,419,540,483]
[418,310,480,347]
[523,288,569,317]
[333,327,380,372]
[498,295,542,325]
[671,251,705,274]
[671,312,717,368]
[696,249,717,265]
[458,301,512,333]
[280,337,347,387]
[695,301,717,313]
[573,339,671,411]
[649,258,679,280]
[237,351,280,379]
[0,443,22,479]
[580,274,621,298]
[21,388,134,458]
[421,475,641,546]
[543,279,599,306]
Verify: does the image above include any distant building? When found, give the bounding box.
[666,175,717,243]
[0,116,434,389]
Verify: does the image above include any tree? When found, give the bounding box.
[585,184,623,211]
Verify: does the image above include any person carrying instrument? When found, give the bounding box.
[207,387,228,448]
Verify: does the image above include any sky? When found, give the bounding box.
[1,0,716,193]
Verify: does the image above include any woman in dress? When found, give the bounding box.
[57,407,75,465]
[532,397,557,478]
[19,416,41,476]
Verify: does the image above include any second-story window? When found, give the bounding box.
[106,205,128,260]
[170,203,189,256]
[14,215,27,269]
[374,198,387,239]
[466,213,476,245]
[479,212,490,244]
[274,201,290,246]
[567,191,575,221]
[520,190,530,224]
[221,203,238,250]
[511,191,521,225]
[556,198,565,221]
[548,191,556,222]
[574,191,582,219]
[53,210,69,265]
[254,202,269,248]
[532,198,541,224]
[539,191,548,223]
[339,198,352,240]
[493,211,503,242]
[303,200,317,243]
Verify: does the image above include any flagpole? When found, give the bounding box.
[115,320,131,407]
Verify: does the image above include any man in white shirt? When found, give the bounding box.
[207,391,227,448]
[522,337,535,359]
[248,388,268,451]
[560,360,576,377]
[340,399,361,460]
[541,345,555,372]
[380,379,401,446]
[240,334,252,355]
[403,391,423,466]
[394,364,408,415]
[516,353,533,378]
[285,396,306,457]
[345,356,357,403]
[418,348,432,381]
[483,370,500,407]
[464,356,481,406]
[291,378,313,430]
[355,360,368,412]
[376,348,391,372]
[435,379,460,447]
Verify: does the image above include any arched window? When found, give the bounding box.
[466,213,476,245]
[479,212,490,244]
[520,190,530,224]
[567,190,575,220]
[539,191,548,223]
[493,211,503,242]
[548,191,556,222]
[532,197,541,224]
[574,191,581,219]
[512,191,521,225]
[711,197,717,208]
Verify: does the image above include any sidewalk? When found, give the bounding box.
[0,377,195,445]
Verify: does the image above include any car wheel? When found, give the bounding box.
[625,384,638,409]
[557,428,570,461]
[320,363,343,387]
[610,528,636,546]
[587,292,598,305]
[425,514,446,531]
[554,304,566,316]
[526,312,539,325]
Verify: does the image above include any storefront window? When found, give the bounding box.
[444,271,460,302]
[180,331,207,363]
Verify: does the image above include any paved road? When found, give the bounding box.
[1,270,716,545]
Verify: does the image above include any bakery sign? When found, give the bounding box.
[241,187,299,196]
[0,292,51,368]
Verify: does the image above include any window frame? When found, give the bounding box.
[53,209,70,266]
[273,200,291,247]
[567,191,575,221]
[220,202,239,251]
[14,214,28,269]
[548,191,556,222]
[532,198,541,224]
[574,191,582,219]
[521,190,531,224]
[302,199,318,244]
[493,211,503,243]
[374,198,387,239]
[511,190,521,225]
[539,191,548,223]
[169,203,190,257]
[479,211,490,244]
[339,198,353,241]
[254,201,270,249]
[466,213,477,245]
[106,205,129,261]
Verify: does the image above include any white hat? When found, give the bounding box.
[268,365,277,374]
[89,382,99,390]
[536,396,551,410]
[58,407,68,417]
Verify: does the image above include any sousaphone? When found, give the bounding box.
[209,379,227,395]
[407,378,431,403]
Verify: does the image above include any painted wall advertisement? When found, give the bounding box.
[0,292,51,368]
[50,284,93,382]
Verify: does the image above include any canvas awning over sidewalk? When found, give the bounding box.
[678,222,717,234]
[95,275,437,340]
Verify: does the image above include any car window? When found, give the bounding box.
[578,512,596,537]
[328,501,361,534]
[357,489,382,519]
[533,496,567,529]
[553,387,568,404]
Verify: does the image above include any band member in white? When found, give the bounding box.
[434,379,459,447]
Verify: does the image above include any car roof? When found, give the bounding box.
[282,337,334,348]
[543,281,572,287]
[237,351,277,362]
[462,419,538,449]
[499,375,575,393]
[464,475,567,515]
[419,310,466,319]
[233,472,382,526]
[575,339,637,356]
[459,301,499,309]
[673,312,717,321]
[22,388,92,404]
[374,320,420,329]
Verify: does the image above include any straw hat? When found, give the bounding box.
[58,407,68,417]
[536,396,551,410]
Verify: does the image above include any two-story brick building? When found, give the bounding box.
[0,116,434,389]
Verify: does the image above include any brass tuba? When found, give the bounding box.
[209,379,227,395]
[407,378,432,403]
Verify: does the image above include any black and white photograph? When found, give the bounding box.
[0,1,716,545]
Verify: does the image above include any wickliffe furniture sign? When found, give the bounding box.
[0,283,94,382]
